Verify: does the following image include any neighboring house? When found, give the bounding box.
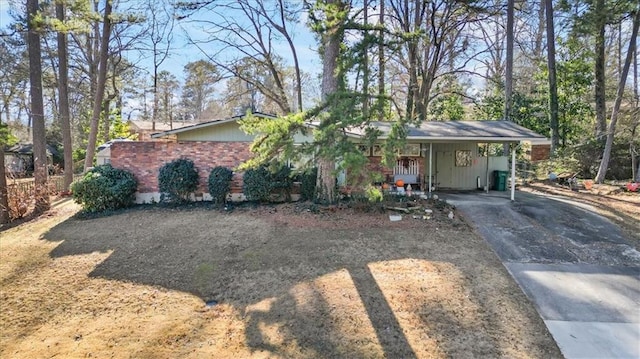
[127,120,194,141]
[110,113,546,203]
[4,143,56,177]
[96,139,134,166]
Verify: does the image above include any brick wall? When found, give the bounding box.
[110,141,252,194]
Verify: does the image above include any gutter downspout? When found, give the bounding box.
[485,143,490,194]
[511,142,523,201]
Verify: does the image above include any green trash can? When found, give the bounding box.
[493,170,508,191]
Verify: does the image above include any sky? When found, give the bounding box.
[0,0,322,118]
[0,0,321,81]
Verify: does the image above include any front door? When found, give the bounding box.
[436,151,453,188]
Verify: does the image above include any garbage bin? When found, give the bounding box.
[493,170,508,191]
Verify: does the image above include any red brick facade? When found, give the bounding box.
[110,141,252,194]
[110,141,430,197]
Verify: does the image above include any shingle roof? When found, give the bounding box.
[150,112,277,138]
[350,121,546,142]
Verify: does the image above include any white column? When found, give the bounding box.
[485,143,490,193]
[428,142,433,195]
[511,142,517,201]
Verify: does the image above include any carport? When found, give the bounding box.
[354,121,548,200]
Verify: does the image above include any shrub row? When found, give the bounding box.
[243,165,294,202]
[73,159,318,212]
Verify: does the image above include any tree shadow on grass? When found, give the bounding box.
[42,205,560,357]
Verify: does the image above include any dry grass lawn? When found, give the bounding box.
[1,200,562,358]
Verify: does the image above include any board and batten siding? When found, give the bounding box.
[176,121,315,143]
[177,121,253,142]
[427,142,508,190]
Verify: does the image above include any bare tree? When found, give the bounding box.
[56,1,73,192]
[148,0,175,131]
[595,8,639,183]
[594,0,607,141]
[387,0,494,122]
[27,0,49,212]
[178,0,302,114]
[504,0,514,122]
[84,0,112,171]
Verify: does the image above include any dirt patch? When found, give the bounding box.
[0,200,561,358]
[521,182,640,245]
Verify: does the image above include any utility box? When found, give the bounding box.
[493,170,508,191]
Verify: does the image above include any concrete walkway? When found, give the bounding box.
[443,191,640,359]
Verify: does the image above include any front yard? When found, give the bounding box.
[0,201,561,358]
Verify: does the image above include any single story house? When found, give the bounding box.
[4,143,56,177]
[127,120,194,141]
[109,113,547,203]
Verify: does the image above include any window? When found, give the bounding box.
[398,144,421,156]
[455,150,472,167]
[358,145,371,156]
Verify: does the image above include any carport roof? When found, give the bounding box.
[350,121,547,142]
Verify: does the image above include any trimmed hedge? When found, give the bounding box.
[158,158,199,203]
[300,167,318,201]
[72,164,137,212]
[208,166,233,204]
[243,164,293,202]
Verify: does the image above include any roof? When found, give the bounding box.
[97,138,134,152]
[128,120,194,132]
[348,121,547,142]
[6,143,57,156]
[151,115,547,143]
[150,112,278,138]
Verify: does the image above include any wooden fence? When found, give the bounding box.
[5,174,82,196]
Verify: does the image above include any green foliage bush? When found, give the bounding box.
[158,158,199,203]
[300,167,318,201]
[365,185,383,203]
[208,166,233,204]
[243,164,293,202]
[271,165,293,201]
[72,164,137,212]
[243,166,273,202]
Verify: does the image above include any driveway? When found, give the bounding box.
[444,191,640,359]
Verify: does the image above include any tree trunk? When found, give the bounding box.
[362,0,369,117]
[84,0,112,171]
[316,0,346,203]
[595,8,639,183]
[632,41,638,182]
[504,0,514,122]
[378,0,385,121]
[57,2,73,192]
[546,0,560,154]
[594,0,607,141]
[0,145,9,224]
[503,0,515,155]
[27,0,49,213]
[152,65,158,131]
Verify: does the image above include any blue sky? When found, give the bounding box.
[0,0,321,83]
[0,0,13,29]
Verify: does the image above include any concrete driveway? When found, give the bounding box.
[444,191,640,359]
